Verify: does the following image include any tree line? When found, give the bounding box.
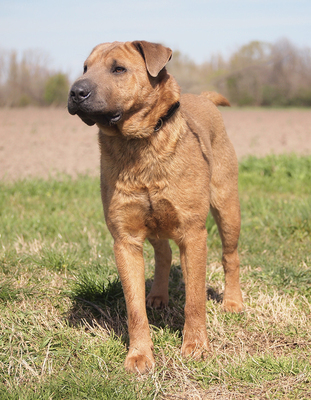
[0,49,69,107]
[1,38,311,107]
[168,38,311,107]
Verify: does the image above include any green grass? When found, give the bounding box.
[0,155,310,399]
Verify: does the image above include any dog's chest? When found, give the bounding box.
[144,197,180,238]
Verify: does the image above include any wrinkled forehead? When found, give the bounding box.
[86,41,136,64]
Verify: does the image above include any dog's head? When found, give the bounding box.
[68,41,180,137]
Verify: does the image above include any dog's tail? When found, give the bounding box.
[201,91,230,107]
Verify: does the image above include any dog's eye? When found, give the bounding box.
[113,66,126,74]
[83,65,87,74]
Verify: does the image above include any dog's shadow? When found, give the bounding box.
[67,264,223,342]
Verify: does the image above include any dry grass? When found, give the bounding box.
[1,263,309,399]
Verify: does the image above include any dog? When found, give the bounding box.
[68,40,243,373]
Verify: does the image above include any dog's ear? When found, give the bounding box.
[132,41,172,78]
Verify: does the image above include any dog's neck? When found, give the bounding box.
[154,101,180,132]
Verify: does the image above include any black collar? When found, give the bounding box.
[154,101,180,132]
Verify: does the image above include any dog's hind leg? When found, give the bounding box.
[146,238,172,308]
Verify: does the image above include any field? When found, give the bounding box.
[0,107,311,399]
[1,107,311,180]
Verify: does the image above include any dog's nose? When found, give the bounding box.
[70,80,92,103]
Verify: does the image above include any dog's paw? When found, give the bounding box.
[124,348,155,374]
[181,339,210,360]
[146,293,168,309]
[222,298,243,313]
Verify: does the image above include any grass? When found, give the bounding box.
[0,154,310,399]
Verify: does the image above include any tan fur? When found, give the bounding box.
[201,91,231,107]
[68,41,243,374]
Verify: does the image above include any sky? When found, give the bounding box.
[1,0,311,80]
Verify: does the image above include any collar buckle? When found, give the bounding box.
[154,118,163,132]
[154,101,180,132]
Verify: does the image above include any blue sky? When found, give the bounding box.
[1,0,311,80]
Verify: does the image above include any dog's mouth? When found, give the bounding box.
[108,113,122,124]
[73,110,123,127]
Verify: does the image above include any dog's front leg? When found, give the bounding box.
[146,238,172,308]
[179,228,210,359]
[113,240,155,373]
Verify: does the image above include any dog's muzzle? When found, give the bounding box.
[68,79,94,114]
[68,79,123,127]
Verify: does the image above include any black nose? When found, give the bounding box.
[69,79,93,103]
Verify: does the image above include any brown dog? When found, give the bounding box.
[68,41,243,373]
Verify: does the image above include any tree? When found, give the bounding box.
[44,73,69,106]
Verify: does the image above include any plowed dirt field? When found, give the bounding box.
[1,107,310,180]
